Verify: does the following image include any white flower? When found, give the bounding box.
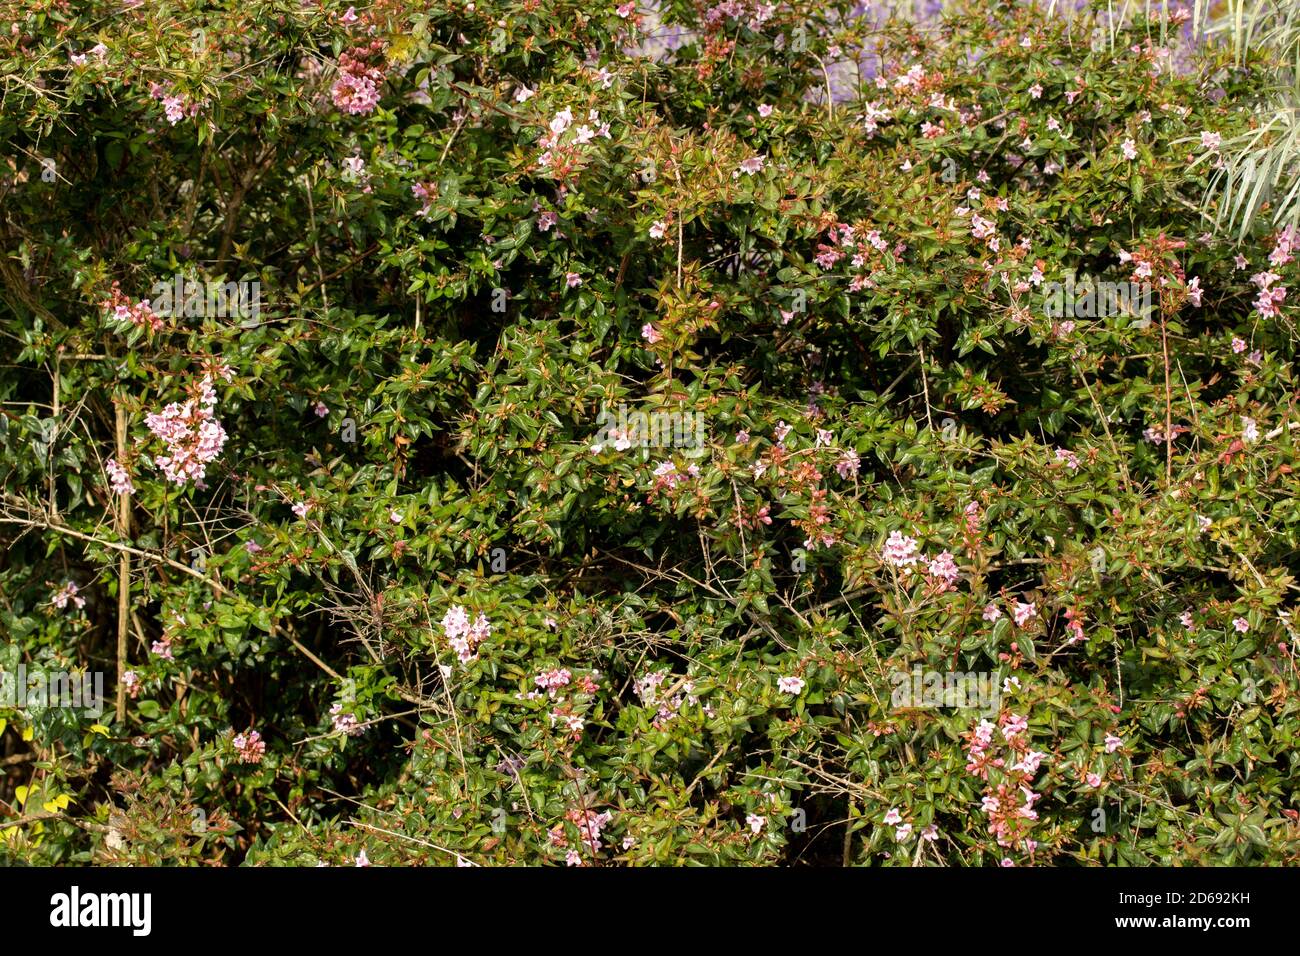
[778,676,805,696]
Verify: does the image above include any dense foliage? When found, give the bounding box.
[2,0,1299,866]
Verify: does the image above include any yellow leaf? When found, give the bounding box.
[89,724,110,737]
[42,794,70,813]
[21,725,33,741]
[14,785,29,807]
[0,717,7,735]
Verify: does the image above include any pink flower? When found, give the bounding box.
[895,823,913,841]
[777,676,805,696]
[330,704,364,737]
[758,104,773,117]
[641,323,662,344]
[1085,772,1102,788]
[1232,336,1247,353]
[1121,138,1137,160]
[144,386,228,486]
[52,582,85,610]
[921,824,939,841]
[927,551,960,592]
[565,272,582,288]
[883,808,902,825]
[835,449,860,479]
[1013,750,1045,776]
[313,401,330,418]
[1027,83,1042,99]
[535,668,573,696]
[1104,734,1123,753]
[1242,417,1259,444]
[105,458,135,496]
[983,603,1002,622]
[1233,617,1249,633]
[340,6,359,25]
[355,849,371,867]
[882,531,921,568]
[292,501,311,520]
[746,813,766,834]
[565,849,582,866]
[232,729,266,764]
[441,605,491,664]
[1054,447,1080,471]
[1201,131,1221,151]
[1186,276,1203,306]
[331,71,381,115]
[736,156,765,176]
[1001,712,1028,740]
[1012,601,1036,627]
[648,220,666,239]
[1269,225,1297,267]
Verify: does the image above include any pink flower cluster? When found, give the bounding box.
[835,448,860,479]
[815,220,901,292]
[881,531,962,593]
[440,605,491,664]
[330,703,364,737]
[101,281,163,333]
[964,712,1045,857]
[411,182,435,217]
[635,669,707,728]
[535,667,572,696]
[1268,225,1297,268]
[566,807,614,854]
[144,378,228,485]
[52,581,85,610]
[881,807,939,844]
[536,107,611,181]
[704,0,774,30]
[647,460,698,501]
[1251,270,1287,319]
[331,43,386,115]
[105,457,134,496]
[232,729,266,764]
[148,82,205,125]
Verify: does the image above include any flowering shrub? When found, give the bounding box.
[2,0,1299,867]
